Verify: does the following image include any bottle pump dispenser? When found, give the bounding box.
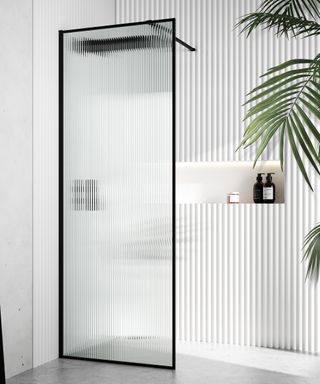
[253,173,264,203]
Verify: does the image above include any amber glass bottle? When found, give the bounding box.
[253,173,264,203]
[263,173,275,203]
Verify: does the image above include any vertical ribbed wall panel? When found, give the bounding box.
[116,0,319,163]
[33,0,115,367]
[176,203,320,353]
[117,0,320,353]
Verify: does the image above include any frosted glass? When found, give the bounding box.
[61,21,174,367]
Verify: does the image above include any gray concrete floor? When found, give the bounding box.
[7,343,320,384]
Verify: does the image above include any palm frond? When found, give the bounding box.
[238,12,320,37]
[238,54,320,190]
[303,224,320,281]
[260,0,320,20]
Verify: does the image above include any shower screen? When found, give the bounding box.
[59,19,175,368]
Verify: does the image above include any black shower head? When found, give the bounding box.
[72,34,171,55]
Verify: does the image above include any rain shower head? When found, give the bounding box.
[72,34,171,55]
[71,20,195,55]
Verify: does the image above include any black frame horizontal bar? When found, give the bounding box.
[59,18,196,52]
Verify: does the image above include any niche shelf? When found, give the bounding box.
[176,161,285,204]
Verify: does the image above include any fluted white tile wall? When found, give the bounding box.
[176,202,320,352]
[33,0,115,367]
[117,0,320,353]
[116,0,319,163]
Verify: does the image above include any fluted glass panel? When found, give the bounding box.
[62,20,174,367]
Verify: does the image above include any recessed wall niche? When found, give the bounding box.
[176,161,285,204]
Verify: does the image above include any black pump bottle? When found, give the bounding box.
[253,173,264,203]
[263,173,275,203]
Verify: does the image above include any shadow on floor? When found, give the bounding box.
[6,353,318,384]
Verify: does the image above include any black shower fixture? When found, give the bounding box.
[71,19,195,55]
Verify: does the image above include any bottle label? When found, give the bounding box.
[254,190,262,200]
[229,194,239,203]
[263,187,273,200]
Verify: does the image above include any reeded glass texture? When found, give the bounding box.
[62,21,173,366]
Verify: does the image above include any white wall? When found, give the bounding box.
[117,0,320,353]
[0,0,33,378]
[33,0,115,367]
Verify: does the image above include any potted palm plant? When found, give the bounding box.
[237,0,320,280]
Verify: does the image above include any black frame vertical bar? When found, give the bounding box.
[58,30,64,359]
[59,18,176,370]
[0,307,5,383]
[172,18,176,370]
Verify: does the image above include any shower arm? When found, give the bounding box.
[175,37,196,52]
[146,20,196,52]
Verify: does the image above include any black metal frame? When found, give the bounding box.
[0,307,5,383]
[145,20,195,51]
[59,18,177,370]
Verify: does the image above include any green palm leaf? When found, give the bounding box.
[260,0,320,19]
[237,0,320,37]
[238,55,320,190]
[303,224,320,281]
[238,0,320,281]
[238,12,320,37]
